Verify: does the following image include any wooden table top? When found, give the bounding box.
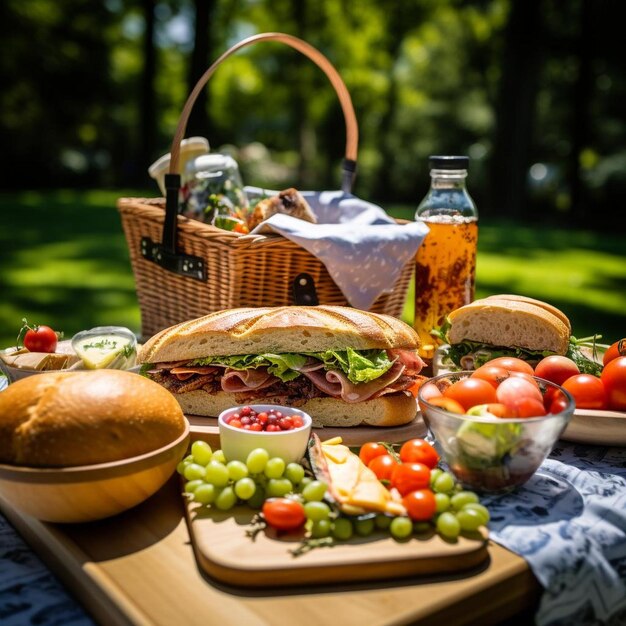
[0,475,541,626]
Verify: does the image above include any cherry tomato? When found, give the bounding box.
[562,374,606,410]
[534,355,580,386]
[471,365,509,389]
[407,376,429,398]
[399,438,439,468]
[496,376,543,411]
[368,454,398,481]
[444,378,498,411]
[483,357,534,375]
[419,382,443,402]
[514,397,548,418]
[481,402,518,418]
[262,498,306,531]
[391,462,431,495]
[601,357,626,411]
[548,394,570,414]
[402,489,437,522]
[359,442,388,466]
[23,325,58,353]
[427,396,465,414]
[508,371,541,390]
[603,339,626,367]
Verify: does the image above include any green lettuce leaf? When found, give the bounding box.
[190,348,394,384]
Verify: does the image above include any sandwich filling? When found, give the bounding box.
[143,348,424,405]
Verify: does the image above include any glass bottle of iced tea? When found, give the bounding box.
[414,156,478,360]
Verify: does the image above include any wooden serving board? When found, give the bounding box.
[185,501,488,588]
[187,414,428,447]
[561,408,626,446]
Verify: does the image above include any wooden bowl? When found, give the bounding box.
[0,422,190,523]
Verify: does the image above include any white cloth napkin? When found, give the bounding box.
[247,188,429,310]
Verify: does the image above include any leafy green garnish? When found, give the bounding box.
[190,348,394,384]
[567,335,607,376]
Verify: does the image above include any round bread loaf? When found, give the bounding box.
[177,390,418,428]
[0,370,187,467]
[138,305,420,364]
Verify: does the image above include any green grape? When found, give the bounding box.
[215,486,237,511]
[311,519,332,538]
[450,491,479,511]
[191,440,213,466]
[433,472,455,494]
[246,448,270,474]
[176,461,187,475]
[332,518,353,541]
[298,476,313,491]
[456,508,484,532]
[304,501,331,522]
[264,457,286,479]
[429,468,443,486]
[205,461,230,487]
[234,477,256,500]
[434,492,451,513]
[183,454,194,464]
[302,480,327,502]
[183,463,206,481]
[247,485,266,509]
[412,521,431,534]
[211,449,227,464]
[390,516,413,540]
[374,514,392,530]
[284,463,305,485]
[184,479,204,494]
[354,517,375,537]
[436,512,461,539]
[227,460,249,481]
[463,503,490,525]
[193,483,217,505]
[266,478,293,497]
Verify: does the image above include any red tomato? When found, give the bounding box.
[471,365,509,389]
[548,394,570,414]
[508,371,541,390]
[427,396,465,414]
[368,454,398,481]
[391,462,431,495]
[562,374,606,410]
[419,382,443,402]
[23,325,58,353]
[534,355,580,386]
[601,357,626,411]
[496,376,543,410]
[483,357,534,375]
[399,438,439,468]
[444,378,498,411]
[514,397,548,418]
[407,376,429,398]
[483,402,518,418]
[402,489,437,522]
[359,442,388,466]
[262,498,306,531]
[603,339,626,367]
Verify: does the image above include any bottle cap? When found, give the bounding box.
[428,155,469,170]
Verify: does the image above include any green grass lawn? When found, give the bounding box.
[0,190,624,348]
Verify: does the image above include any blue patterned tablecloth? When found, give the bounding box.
[1,441,625,626]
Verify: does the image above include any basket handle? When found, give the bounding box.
[155,33,359,280]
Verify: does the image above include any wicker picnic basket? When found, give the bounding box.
[118,33,413,340]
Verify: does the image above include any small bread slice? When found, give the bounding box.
[448,298,570,355]
[483,294,572,334]
[247,188,317,230]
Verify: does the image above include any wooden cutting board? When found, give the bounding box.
[561,408,626,446]
[187,414,428,447]
[184,500,488,588]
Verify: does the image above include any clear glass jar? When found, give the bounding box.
[181,154,249,230]
[414,156,478,359]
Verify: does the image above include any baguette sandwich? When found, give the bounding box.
[437,295,571,370]
[138,306,425,427]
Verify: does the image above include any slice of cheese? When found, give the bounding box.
[320,440,406,517]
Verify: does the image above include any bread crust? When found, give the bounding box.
[0,370,187,467]
[176,389,417,427]
[448,299,570,354]
[139,306,420,364]
[483,294,572,334]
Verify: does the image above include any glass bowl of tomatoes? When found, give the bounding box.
[218,405,312,464]
[418,371,575,493]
